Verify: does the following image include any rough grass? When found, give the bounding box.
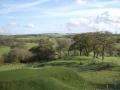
[0,67,92,90]
[101,57,120,65]
[0,56,120,90]
[79,70,120,84]
[34,56,93,68]
[0,64,26,72]
[79,70,120,90]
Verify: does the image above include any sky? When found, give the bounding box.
[0,0,120,35]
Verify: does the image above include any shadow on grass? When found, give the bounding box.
[34,61,84,68]
[95,83,120,90]
[73,62,118,71]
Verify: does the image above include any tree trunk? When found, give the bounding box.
[73,50,76,56]
[85,48,89,56]
[93,45,96,59]
[68,50,70,56]
[93,51,96,59]
[59,50,62,58]
[79,49,82,56]
[102,45,105,61]
[96,52,99,58]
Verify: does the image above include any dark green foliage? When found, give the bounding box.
[56,38,72,58]
[0,37,25,48]
[30,38,58,61]
[4,48,32,63]
[0,56,4,65]
[78,62,117,71]
[70,31,115,60]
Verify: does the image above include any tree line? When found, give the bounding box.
[0,31,120,64]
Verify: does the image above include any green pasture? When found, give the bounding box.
[0,56,120,90]
[0,46,10,56]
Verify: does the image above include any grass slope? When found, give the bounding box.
[0,56,120,90]
[0,67,92,90]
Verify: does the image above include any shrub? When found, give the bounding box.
[30,38,58,62]
[4,48,32,63]
[0,56,4,65]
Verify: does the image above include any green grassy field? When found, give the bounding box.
[0,56,120,90]
[0,67,92,90]
[25,43,38,49]
[0,39,120,90]
[0,46,10,56]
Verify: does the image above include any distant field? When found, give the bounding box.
[16,36,40,40]
[0,42,37,56]
[0,46,10,56]
[25,43,38,49]
[114,43,120,49]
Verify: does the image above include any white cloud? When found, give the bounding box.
[0,27,6,34]
[75,0,86,5]
[1,21,18,34]
[68,18,90,27]
[44,8,120,18]
[0,0,49,15]
[8,21,17,26]
[67,10,120,33]
[25,24,35,28]
[0,22,35,35]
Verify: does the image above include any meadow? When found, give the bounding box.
[0,33,120,90]
[0,46,10,56]
[0,56,120,90]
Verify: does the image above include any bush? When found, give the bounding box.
[30,38,58,62]
[0,56,4,65]
[4,48,32,63]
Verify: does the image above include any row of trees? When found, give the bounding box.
[0,37,25,48]
[28,31,120,62]
[1,37,72,63]
[1,31,120,63]
[69,32,115,60]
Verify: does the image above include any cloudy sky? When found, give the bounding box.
[0,0,120,34]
